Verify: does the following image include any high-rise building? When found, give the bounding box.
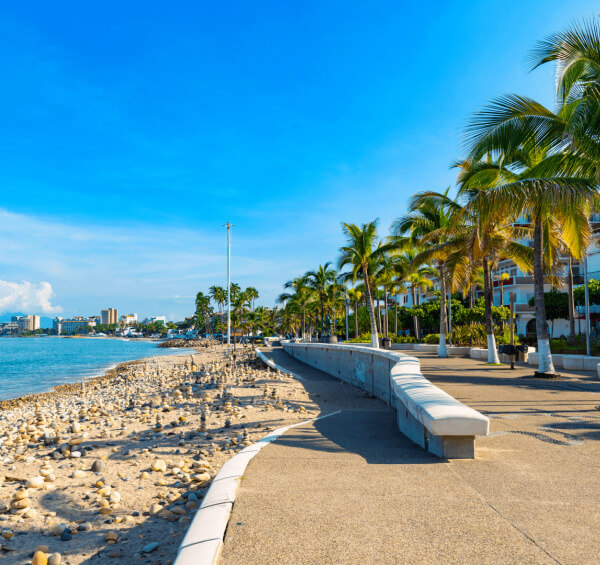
[101,308,118,325]
[11,315,40,331]
[53,317,96,335]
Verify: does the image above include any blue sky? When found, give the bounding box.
[0,1,597,320]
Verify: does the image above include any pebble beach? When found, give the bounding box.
[0,344,318,564]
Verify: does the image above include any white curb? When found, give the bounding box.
[173,410,342,565]
[255,347,304,380]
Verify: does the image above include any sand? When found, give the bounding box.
[0,344,318,564]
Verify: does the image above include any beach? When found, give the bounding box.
[0,344,318,564]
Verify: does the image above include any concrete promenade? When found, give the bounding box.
[220,349,600,564]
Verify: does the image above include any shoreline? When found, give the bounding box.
[0,344,320,564]
[0,349,196,409]
[0,339,193,404]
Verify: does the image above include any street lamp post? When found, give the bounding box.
[448,290,452,347]
[584,250,591,357]
[345,292,350,342]
[224,222,233,351]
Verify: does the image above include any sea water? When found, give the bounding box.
[0,336,190,400]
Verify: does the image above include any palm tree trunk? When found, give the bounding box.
[567,254,575,338]
[362,266,379,349]
[469,286,474,309]
[354,300,359,338]
[499,280,504,306]
[301,305,306,342]
[438,262,448,358]
[533,216,555,374]
[384,287,389,338]
[483,259,500,363]
[320,297,325,340]
[376,290,381,333]
[411,285,419,339]
[394,301,398,336]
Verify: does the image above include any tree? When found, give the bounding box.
[305,263,337,339]
[278,275,313,341]
[339,221,391,349]
[346,287,363,338]
[464,94,597,373]
[528,289,569,337]
[393,190,461,357]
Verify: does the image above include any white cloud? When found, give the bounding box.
[0,280,62,314]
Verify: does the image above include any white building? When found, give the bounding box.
[53,317,96,335]
[120,314,138,326]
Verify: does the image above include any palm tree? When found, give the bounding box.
[339,221,391,349]
[209,285,227,325]
[392,190,460,357]
[305,263,337,339]
[464,97,597,373]
[346,287,363,338]
[245,286,259,310]
[278,275,313,342]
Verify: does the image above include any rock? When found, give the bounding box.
[35,545,50,554]
[142,542,159,553]
[91,460,106,473]
[26,476,45,489]
[60,529,72,541]
[52,523,67,536]
[105,531,118,543]
[14,487,29,500]
[10,498,31,509]
[70,451,81,458]
[24,508,37,519]
[109,491,121,504]
[149,503,162,515]
[48,552,62,565]
[78,522,92,532]
[151,459,167,472]
[1,529,13,539]
[72,470,86,479]
[32,551,48,565]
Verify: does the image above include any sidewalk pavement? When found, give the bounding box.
[220,348,600,565]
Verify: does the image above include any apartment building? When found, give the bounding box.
[53,317,96,335]
[100,308,118,325]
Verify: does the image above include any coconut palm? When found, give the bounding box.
[245,286,259,310]
[305,263,337,339]
[339,221,392,349]
[464,96,598,373]
[277,275,313,342]
[346,287,363,338]
[392,190,461,357]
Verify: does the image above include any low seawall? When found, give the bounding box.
[282,342,489,458]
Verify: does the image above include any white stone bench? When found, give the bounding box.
[282,342,489,458]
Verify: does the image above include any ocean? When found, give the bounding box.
[0,336,190,401]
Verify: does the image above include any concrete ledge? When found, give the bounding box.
[282,341,488,459]
[414,344,470,355]
[175,540,223,565]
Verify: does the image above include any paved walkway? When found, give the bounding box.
[220,349,600,565]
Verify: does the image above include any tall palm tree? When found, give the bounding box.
[209,285,227,325]
[305,263,337,339]
[245,286,259,310]
[339,221,391,349]
[393,190,460,357]
[346,287,363,338]
[278,275,313,342]
[464,96,597,373]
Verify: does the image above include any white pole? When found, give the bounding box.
[448,290,452,346]
[584,251,591,356]
[225,222,232,349]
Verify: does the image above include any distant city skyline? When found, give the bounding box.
[0,1,597,320]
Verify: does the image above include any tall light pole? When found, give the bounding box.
[224,222,233,350]
[584,249,591,356]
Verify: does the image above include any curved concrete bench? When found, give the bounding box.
[282,342,489,458]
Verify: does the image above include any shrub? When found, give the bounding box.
[423,333,440,344]
[391,335,417,343]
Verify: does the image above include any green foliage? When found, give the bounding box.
[392,334,417,343]
[422,333,440,344]
[574,279,600,306]
[528,288,569,321]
